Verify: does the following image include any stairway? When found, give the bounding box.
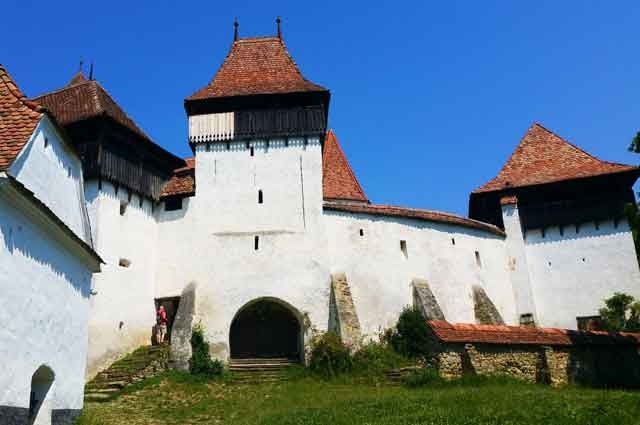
[85,345,169,402]
[229,358,296,384]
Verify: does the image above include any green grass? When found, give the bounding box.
[77,371,640,425]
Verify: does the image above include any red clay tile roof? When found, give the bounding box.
[324,202,505,236]
[187,36,326,101]
[474,123,638,193]
[323,130,368,202]
[33,73,152,141]
[161,157,195,198]
[0,64,44,171]
[428,320,640,346]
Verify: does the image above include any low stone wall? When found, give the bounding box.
[433,342,639,387]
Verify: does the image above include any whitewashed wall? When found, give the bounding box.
[9,117,91,245]
[0,186,93,415]
[155,138,330,360]
[84,181,158,379]
[324,211,517,337]
[524,219,640,329]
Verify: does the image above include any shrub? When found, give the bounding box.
[403,366,442,388]
[190,323,224,377]
[352,339,410,376]
[309,332,352,377]
[387,306,431,358]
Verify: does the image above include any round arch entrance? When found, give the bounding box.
[229,298,302,360]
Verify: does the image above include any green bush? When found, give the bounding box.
[403,366,442,388]
[309,332,352,377]
[352,339,410,376]
[387,306,431,358]
[190,323,224,377]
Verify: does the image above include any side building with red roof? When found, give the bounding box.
[0,65,102,425]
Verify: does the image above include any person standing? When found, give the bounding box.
[156,305,168,345]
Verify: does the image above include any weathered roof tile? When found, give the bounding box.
[474,123,637,193]
[0,64,43,171]
[187,36,326,101]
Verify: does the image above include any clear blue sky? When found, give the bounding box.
[3,1,639,216]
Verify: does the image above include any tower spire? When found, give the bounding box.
[233,18,239,41]
[89,61,94,80]
[276,17,282,39]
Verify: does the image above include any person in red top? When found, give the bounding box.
[156,305,168,345]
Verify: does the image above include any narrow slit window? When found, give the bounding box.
[359,229,364,237]
[119,201,128,216]
[250,146,255,157]
[451,238,455,245]
[475,251,482,268]
[400,240,408,259]
[44,137,49,148]
[258,190,263,204]
[254,235,259,251]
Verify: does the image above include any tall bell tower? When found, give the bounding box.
[184,19,330,233]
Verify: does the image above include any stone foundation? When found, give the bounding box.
[432,342,639,387]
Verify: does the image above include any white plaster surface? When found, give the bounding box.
[0,188,93,412]
[524,219,640,329]
[154,138,329,359]
[9,117,92,245]
[324,210,517,337]
[84,181,158,379]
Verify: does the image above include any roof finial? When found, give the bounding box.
[79,59,84,73]
[89,61,94,80]
[276,16,282,39]
[234,18,239,41]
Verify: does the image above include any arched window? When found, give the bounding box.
[29,365,55,424]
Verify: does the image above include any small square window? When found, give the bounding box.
[119,258,131,268]
[165,198,183,211]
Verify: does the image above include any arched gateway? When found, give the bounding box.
[229,298,302,361]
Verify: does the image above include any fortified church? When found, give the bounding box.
[1,22,640,424]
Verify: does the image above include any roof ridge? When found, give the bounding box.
[32,79,95,101]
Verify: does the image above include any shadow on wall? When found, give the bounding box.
[0,221,91,300]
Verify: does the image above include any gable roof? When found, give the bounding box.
[187,36,327,101]
[0,64,44,171]
[33,72,151,141]
[428,320,640,346]
[161,157,195,198]
[474,123,638,193]
[322,130,368,202]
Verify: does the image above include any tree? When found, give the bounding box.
[626,132,640,263]
[629,131,640,153]
[599,293,640,332]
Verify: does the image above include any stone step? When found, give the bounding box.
[229,357,293,364]
[85,387,120,394]
[85,380,128,390]
[229,364,293,371]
